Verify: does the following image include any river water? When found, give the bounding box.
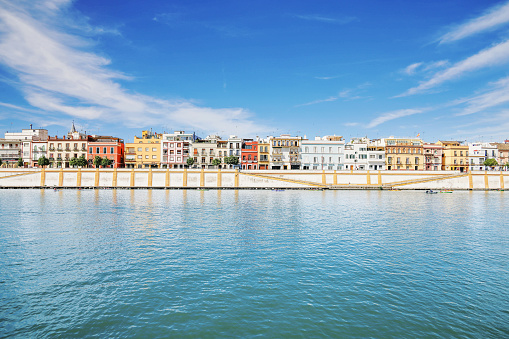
[1,189,508,338]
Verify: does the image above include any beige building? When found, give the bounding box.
[385,137,424,170]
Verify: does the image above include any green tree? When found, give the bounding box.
[16,157,24,167]
[186,157,195,167]
[69,157,78,167]
[101,158,113,167]
[93,156,102,168]
[37,156,50,168]
[483,158,498,168]
[211,158,222,166]
[224,156,239,165]
[76,155,88,167]
[505,162,509,169]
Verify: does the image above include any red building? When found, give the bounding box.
[241,139,258,170]
[87,135,125,168]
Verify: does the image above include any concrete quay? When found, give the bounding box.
[0,168,507,190]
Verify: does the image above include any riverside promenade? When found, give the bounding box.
[0,168,507,190]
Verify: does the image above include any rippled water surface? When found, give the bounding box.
[1,189,508,338]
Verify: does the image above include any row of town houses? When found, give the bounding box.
[1,124,509,171]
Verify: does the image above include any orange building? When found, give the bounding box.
[87,135,125,168]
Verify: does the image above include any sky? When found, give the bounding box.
[1,0,509,143]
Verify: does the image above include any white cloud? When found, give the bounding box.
[0,1,268,137]
[403,62,423,75]
[456,76,509,115]
[398,39,509,97]
[439,1,509,43]
[366,109,423,128]
[292,14,357,24]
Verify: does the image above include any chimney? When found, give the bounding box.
[30,124,33,129]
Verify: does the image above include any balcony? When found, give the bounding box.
[57,148,63,152]
[65,148,71,152]
[49,147,55,151]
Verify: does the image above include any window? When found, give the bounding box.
[152,148,157,152]
[146,148,149,152]
[103,147,106,154]
[145,155,149,159]
[89,147,92,153]
[110,147,114,154]
[152,155,157,159]
[96,147,100,154]
[138,148,142,152]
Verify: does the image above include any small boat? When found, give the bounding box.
[440,190,453,193]
[426,190,438,194]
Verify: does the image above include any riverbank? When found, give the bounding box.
[0,168,507,190]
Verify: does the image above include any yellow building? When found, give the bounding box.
[258,140,270,170]
[385,138,424,170]
[437,140,469,172]
[125,130,162,168]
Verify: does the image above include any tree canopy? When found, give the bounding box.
[17,157,23,167]
[224,156,239,165]
[93,156,102,168]
[483,158,498,168]
[186,158,194,166]
[38,156,50,167]
[101,158,113,167]
[76,155,88,167]
[211,158,222,166]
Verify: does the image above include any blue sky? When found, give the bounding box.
[1,0,509,142]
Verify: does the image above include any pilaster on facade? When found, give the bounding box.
[300,135,345,170]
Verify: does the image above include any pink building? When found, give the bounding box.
[423,143,443,171]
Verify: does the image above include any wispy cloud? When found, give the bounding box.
[0,1,268,137]
[292,14,357,25]
[366,109,424,128]
[439,1,509,43]
[455,76,509,115]
[397,39,509,97]
[296,83,371,106]
[402,60,448,75]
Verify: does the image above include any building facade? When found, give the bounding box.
[160,131,195,169]
[125,130,162,168]
[241,139,258,170]
[344,137,385,171]
[385,137,424,171]
[423,143,443,171]
[437,141,469,172]
[268,135,302,170]
[0,139,21,167]
[300,135,345,170]
[191,135,220,168]
[88,136,125,168]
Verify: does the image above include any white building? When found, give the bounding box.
[0,139,22,167]
[468,142,498,171]
[161,131,195,168]
[4,125,48,166]
[343,137,385,171]
[191,135,220,168]
[300,135,345,170]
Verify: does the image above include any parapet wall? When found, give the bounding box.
[0,168,507,190]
